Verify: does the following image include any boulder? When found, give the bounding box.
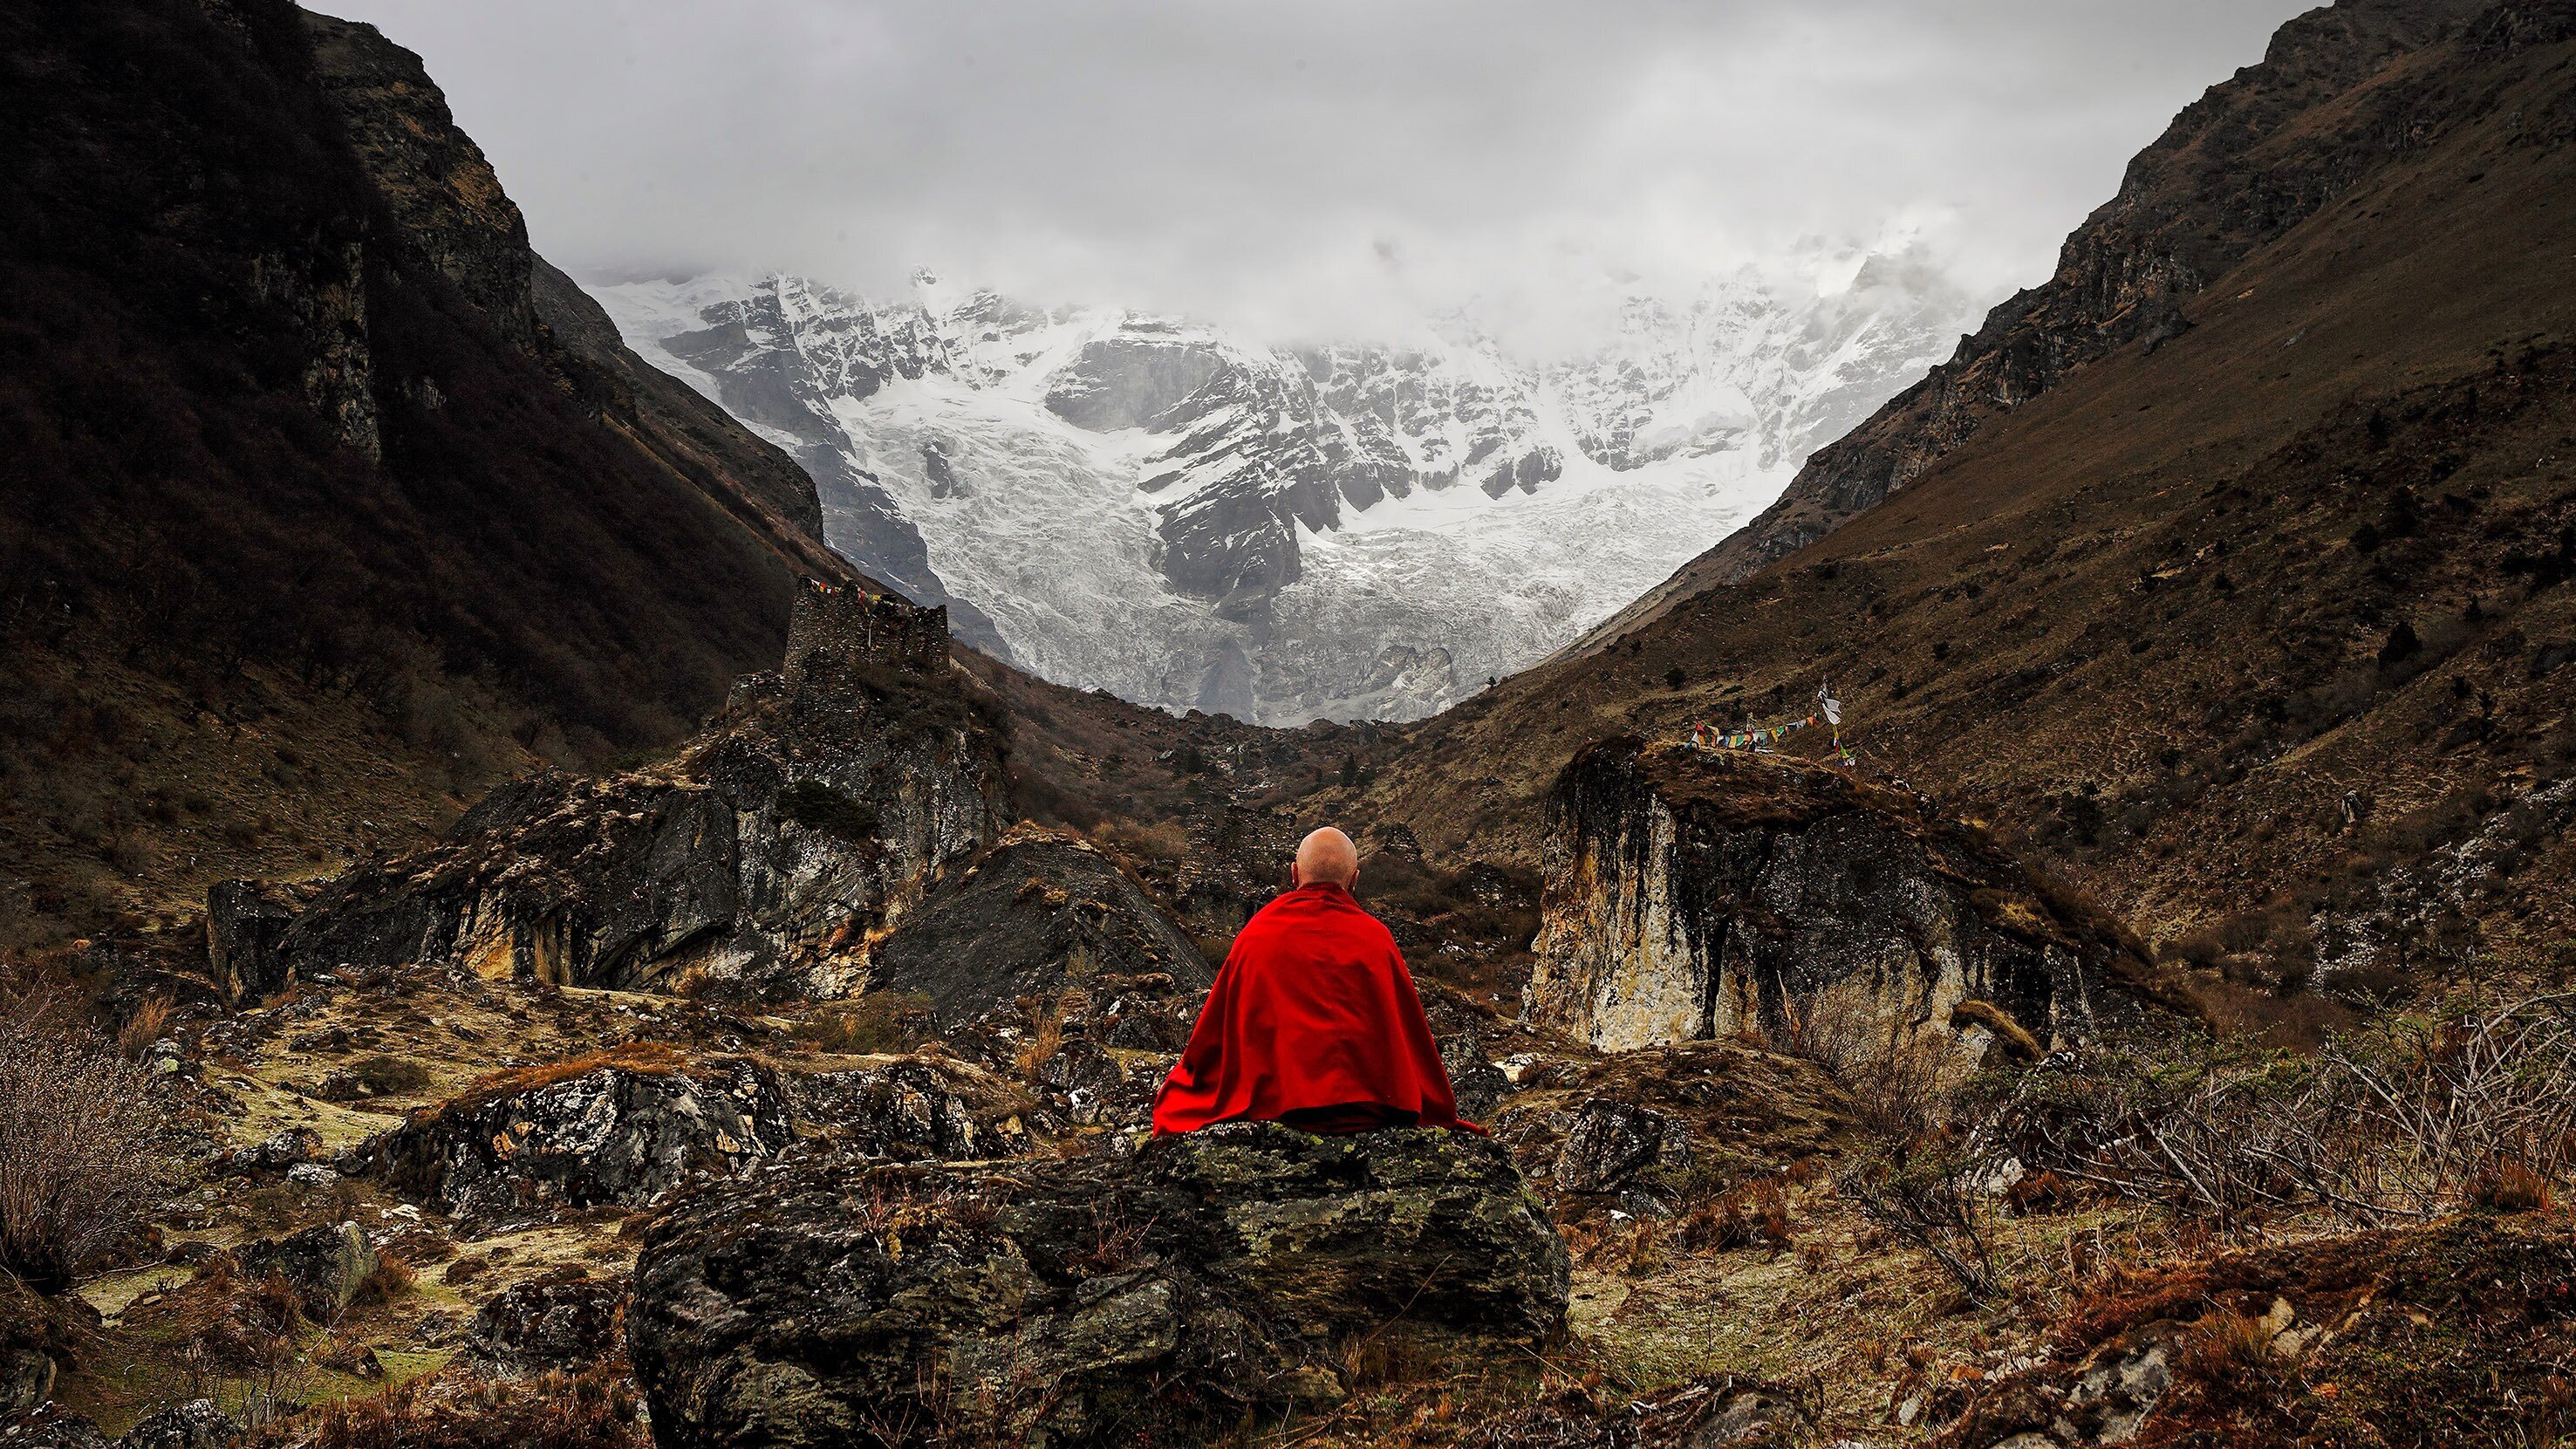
[464,1271,627,1376]
[234,1222,375,1322]
[0,1341,54,1416]
[629,1122,1569,1449]
[1554,1098,1694,1195]
[865,824,1213,1030]
[205,880,304,1005]
[789,1056,1030,1160]
[115,1400,237,1449]
[376,1053,793,1227]
[1440,1020,1511,1123]
[1530,740,2184,1054]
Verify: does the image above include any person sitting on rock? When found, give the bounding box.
[1151,826,1479,1136]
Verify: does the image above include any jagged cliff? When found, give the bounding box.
[1528,739,2182,1053]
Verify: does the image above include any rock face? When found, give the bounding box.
[376,1053,794,1227]
[628,1122,1569,1449]
[207,584,1003,1003]
[866,824,1213,1029]
[1529,740,2174,1054]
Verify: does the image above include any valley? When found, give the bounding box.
[0,1,2573,1447]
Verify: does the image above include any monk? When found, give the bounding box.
[1151,827,1478,1136]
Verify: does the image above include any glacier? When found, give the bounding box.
[589,254,1978,725]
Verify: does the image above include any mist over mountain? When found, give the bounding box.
[592,248,1983,723]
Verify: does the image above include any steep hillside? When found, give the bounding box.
[0,0,847,944]
[1584,0,2499,641]
[1364,0,2576,1011]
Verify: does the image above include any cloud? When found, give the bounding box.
[318,0,2313,344]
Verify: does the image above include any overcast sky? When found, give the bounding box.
[319,0,2315,345]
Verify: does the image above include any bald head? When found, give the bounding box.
[1293,827,1359,889]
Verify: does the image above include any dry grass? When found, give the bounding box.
[286,1369,646,1449]
[116,994,173,1060]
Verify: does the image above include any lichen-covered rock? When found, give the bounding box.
[628,1122,1568,1449]
[866,824,1213,1029]
[6,1407,108,1449]
[205,585,1004,1004]
[376,1053,793,1227]
[234,1222,376,1321]
[116,1400,237,1449]
[1553,1097,1693,1195]
[788,1056,1029,1160]
[463,1271,628,1377]
[1530,740,2183,1054]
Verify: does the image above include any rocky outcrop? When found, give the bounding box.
[375,1051,793,1228]
[628,1122,1568,1449]
[1529,739,2177,1054]
[866,824,1213,1030]
[234,1221,376,1321]
[207,584,1004,1003]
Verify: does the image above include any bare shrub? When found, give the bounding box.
[1981,994,2576,1229]
[1775,983,1996,1296]
[0,994,174,1290]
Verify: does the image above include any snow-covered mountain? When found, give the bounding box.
[589,252,1981,724]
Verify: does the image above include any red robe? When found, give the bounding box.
[1151,881,1478,1136]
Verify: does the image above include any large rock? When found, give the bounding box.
[629,1122,1569,1449]
[1529,740,2183,1054]
[376,1052,793,1227]
[463,1270,628,1377]
[865,824,1213,1030]
[787,1056,1030,1161]
[115,1401,237,1449]
[205,584,1004,1003]
[235,1222,376,1322]
[1554,1098,1693,1195]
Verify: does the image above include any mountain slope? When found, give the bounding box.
[0,0,844,942]
[1580,0,2504,649]
[594,257,1979,724]
[1361,0,2576,1010]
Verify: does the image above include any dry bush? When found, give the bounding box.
[0,992,174,1290]
[1979,994,2576,1229]
[353,1253,417,1306]
[1013,994,1069,1083]
[1773,984,1997,1297]
[1678,1178,1794,1254]
[351,1054,433,1097]
[1090,819,1189,866]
